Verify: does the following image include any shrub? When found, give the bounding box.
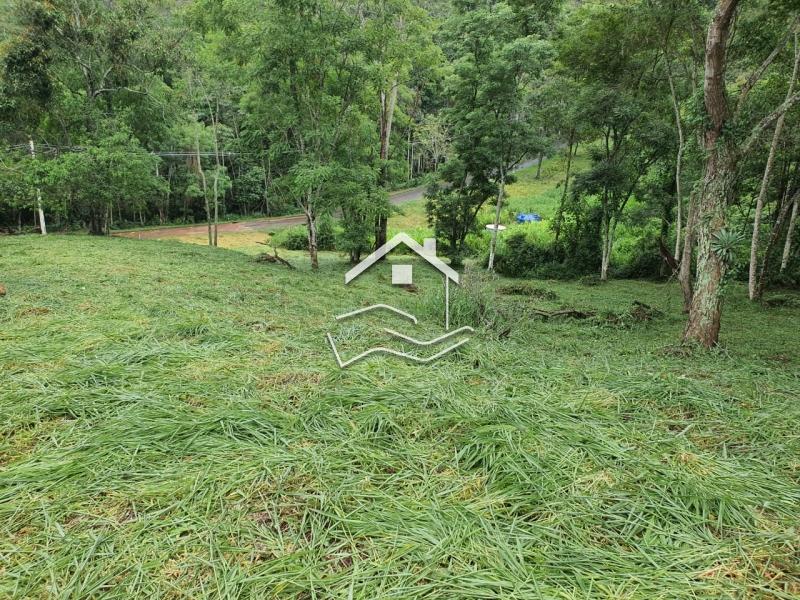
[272,226,308,250]
[491,230,557,278]
[415,266,517,331]
[578,274,602,286]
[615,229,665,280]
[762,293,800,308]
[273,216,336,251]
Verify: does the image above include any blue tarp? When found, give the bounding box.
[516,213,542,223]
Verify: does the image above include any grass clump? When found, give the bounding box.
[762,293,800,308]
[1,235,799,598]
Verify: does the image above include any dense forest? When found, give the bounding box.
[2,0,800,347]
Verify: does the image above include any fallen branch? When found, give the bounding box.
[528,308,595,319]
[255,246,295,269]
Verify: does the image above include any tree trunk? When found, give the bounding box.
[600,213,612,282]
[780,192,799,272]
[195,137,212,246]
[262,154,271,216]
[375,81,398,251]
[407,127,413,181]
[553,135,576,243]
[666,62,685,259]
[487,165,506,271]
[28,138,47,235]
[535,152,544,179]
[89,210,103,235]
[213,179,219,247]
[678,190,697,311]
[683,0,739,347]
[683,150,734,346]
[756,188,798,297]
[211,103,222,247]
[748,33,799,299]
[104,204,111,235]
[304,202,319,270]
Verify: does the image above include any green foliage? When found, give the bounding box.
[0,150,45,216]
[234,166,267,215]
[46,129,165,234]
[273,217,336,252]
[426,0,554,263]
[0,0,796,303]
[491,229,556,277]
[328,165,388,263]
[555,0,675,279]
[615,227,666,280]
[424,166,492,266]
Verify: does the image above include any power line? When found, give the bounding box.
[3,143,254,157]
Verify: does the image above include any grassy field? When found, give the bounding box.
[1,232,799,599]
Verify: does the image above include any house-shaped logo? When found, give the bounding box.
[344,233,459,330]
[326,232,473,368]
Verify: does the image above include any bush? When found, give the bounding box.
[615,229,665,280]
[491,230,557,278]
[273,216,336,251]
[578,274,602,286]
[762,293,800,308]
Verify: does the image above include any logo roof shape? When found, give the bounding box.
[344,233,459,285]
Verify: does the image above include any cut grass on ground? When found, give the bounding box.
[1,235,799,598]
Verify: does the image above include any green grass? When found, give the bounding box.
[504,152,590,220]
[1,234,799,599]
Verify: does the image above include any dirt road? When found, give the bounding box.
[116,184,427,240]
[116,157,541,241]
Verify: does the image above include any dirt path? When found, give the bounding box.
[116,184,427,240]
[116,157,541,241]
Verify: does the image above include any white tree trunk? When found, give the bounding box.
[28,138,47,235]
[666,62,684,259]
[748,33,799,299]
[780,193,799,272]
[195,137,212,246]
[487,165,505,271]
[600,217,614,282]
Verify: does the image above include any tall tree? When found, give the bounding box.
[558,1,670,281]
[685,0,800,346]
[244,0,374,268]
[435,0,551,271]
[366,0,435,250]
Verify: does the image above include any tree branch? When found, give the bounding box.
[735,16,799,118]
[742,88,800,155]
[91,87,148,98]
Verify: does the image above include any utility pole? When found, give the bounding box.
[28,138,47,235]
